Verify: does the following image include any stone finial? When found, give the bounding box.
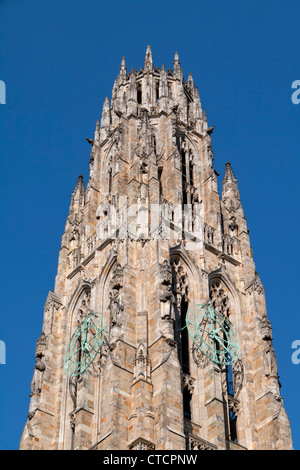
[223,162,237,184]
[174,51,180,69]
[73,175,84,196]
[94,119,100,141]
[119,56,127,81]
[173,51,182,80]
[194,86,202,120]
[187,72,194,86]
[144,45,153,72]
[101,97,110,128]
[69,174,85,212]
[222,162,242,210]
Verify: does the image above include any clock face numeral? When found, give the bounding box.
[186,304,240,365]
[64,313,106,377]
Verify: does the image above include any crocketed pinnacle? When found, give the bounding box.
[144,45,153,71]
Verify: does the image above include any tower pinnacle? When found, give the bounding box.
[144,45,153,71]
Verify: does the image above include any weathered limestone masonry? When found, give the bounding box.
[20,46,293,451]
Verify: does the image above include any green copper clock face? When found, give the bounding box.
[186,304,240,365]
[64,313,106,377]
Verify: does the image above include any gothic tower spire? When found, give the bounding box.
[20,48,293,452]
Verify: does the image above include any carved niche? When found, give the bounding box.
[209,279,230,318]
[43,291,62,336]
[76,288,91,325]
[133,343,151,383]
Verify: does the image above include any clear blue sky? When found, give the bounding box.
[0,0,299,450]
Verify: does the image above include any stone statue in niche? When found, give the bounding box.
[159,259,173,320]
[109,288,123,327]
[28,333,47,420]
[76,289,91,324]
[265,340,279,378]
[259,315,281,399]
[110,263,124,290]
[160,259,172,286]
[30,340,46,394]
[159,259,175,343]
[171,259,189,309]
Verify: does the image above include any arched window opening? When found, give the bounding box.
[155,81,159,101]
[108,167,112,194]
[158,167,163,203]
[137,83,142,104]
[182,150,187,206]
[181,297,190,375]
[189,161,194,187]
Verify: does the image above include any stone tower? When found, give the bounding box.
[20,46,293,451]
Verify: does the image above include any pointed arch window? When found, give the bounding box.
[137,83,142,104]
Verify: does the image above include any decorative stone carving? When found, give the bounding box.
[171,258,189,308]
[109,288,123,328]
[209,279,230,318]
[223,234,234,256]
[232,359,244,398]
[265,341,279,378]
[259,314,281,400]
[28,333,47,420]
[259,315,273,341]
[43,292,62,335]
[110,263,124,290]
[188,435,217,450]
[160,259,172,285]
[30,333,47,395]
[228,396,240,417]
[229,216,238,236]
[133,343,151,382]
[68,247,82,271]
[87,233,96,255]
[254,275,264,295]
[129,438,155,450]
[192,343,210,368]
[183,373,195,393]
[246,274,265,297]
[159,259,174,321]
[76,289,91,324]
[204,223,215,244]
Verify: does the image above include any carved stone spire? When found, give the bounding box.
[194,86,202,120]
[119,56,127,82]
[187,72,194,93]
[222,162,241,208]
[94,119,100,142]
[101,97,110,128]
[144,45,153,72]
[173,51,182,80]
[70,174,85,210]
